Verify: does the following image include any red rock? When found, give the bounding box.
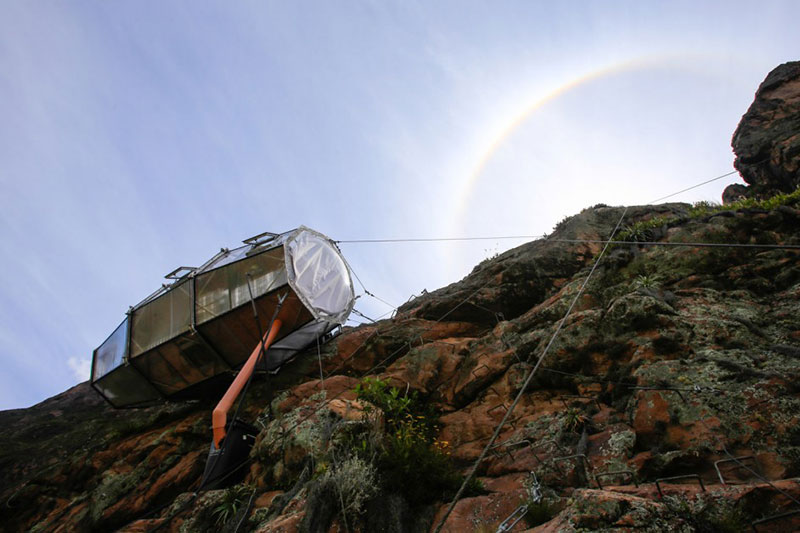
[631,391,670,443]
[254,512,303,532]
[255,490,283,508]
[429,491,528,533]
[480,472,528,493]
[732,61,800,197]
[142,450,204,502]
[278,375,359,412]
[381,337,471,402]
[328,325,380,373]
[452,349,515,404]
[327,398,369,422]
[117,518,166,532]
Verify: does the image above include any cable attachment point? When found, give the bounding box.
[526,471,543,504]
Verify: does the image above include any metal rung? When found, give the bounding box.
[714,455,761,485]
[531,438,568,453]
[488,403,509,416]
[489,439,531,461]
[594,470,638,489]
[487,403,517,429]
[472,364,490,379]
[629,386,688,404]
[655,474,705,498]
[558,395,601,410]
[751,509,800,532]
[553,453,592,473]
[487,386,504,399]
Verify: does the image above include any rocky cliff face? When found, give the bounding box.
[2,66,800,533]
[727,61,800,202]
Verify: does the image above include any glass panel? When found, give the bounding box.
[132,332,228,395]
[195,245,251,275]
[92,318,129,380]
[195,247,288,325]
[131,348,190,395]
[93,365,161,407]
[131,280,192,357]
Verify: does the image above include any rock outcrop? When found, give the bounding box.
[729,61,800,201]
[2,64,800,533]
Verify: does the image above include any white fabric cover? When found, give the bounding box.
[285,227,354,324]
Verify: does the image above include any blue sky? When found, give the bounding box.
[1,1,798,410]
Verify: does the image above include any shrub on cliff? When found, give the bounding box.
[354,377,479,505]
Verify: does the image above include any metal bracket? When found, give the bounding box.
[487,403,517,429]
[488,403,509,417]
[489,439,531,461]
[629,386,688,404]
[430,339,457,354]
[414,333,425,347]
[553,453,593,479]
[527,439,569,470]
[471,364,490,379]
[243,231,279,245]
[558,395,601,411]
[527,471,543,503]
[751,509,800,532]
[164,266,196,280]
[532,438,569,454]
[487,386,504,399]
[654,474,706,498]
[486,403,517,430]
[714,455,761,485]
[594,470,638,489]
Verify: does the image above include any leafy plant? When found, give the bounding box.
[212,484,252,526]
[562,407,589,433]
[355,378,414,421]
[613,186,800,252]
[553,215,573,232]
[633,273,661,289]
[688,187,800,218]
[616,216,669,243]
[353,378,476,505]
[687,200,720,217]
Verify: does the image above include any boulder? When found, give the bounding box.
[730,61,800,198]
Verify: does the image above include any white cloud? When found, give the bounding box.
[67,356,92,383]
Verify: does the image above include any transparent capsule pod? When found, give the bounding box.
[91,227,354,408]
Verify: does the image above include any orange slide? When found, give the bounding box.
[211,319,282,448]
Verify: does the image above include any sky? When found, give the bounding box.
[1,1,798,410]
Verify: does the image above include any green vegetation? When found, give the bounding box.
[319,455,378,522]
[355,377,419,422]
[633,273,661,289]
[562,407,589,433]
[553,214,574,232]
[613,187,800,245]
[212,485,252,526]
[616,216,670,243]
[353,377,480,505]
[688,187,800,218]
[663,494,747,533]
